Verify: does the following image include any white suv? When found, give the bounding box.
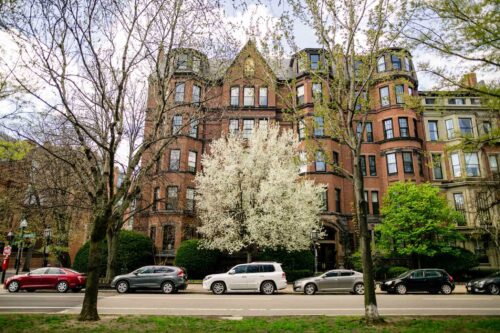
[202,262,287,295]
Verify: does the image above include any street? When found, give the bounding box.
[0,286,499,316]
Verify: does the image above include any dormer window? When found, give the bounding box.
[449,98,465,105]
[377,56,386,72]
[391,55,401,70]
[177,54,188,70]
[310,54,320,70]
[296,85,305,105]
[192,56,201,73]
[298,56,306,73]
[244,57,255,77]
[404,57,411,71]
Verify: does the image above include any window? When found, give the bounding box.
[335,188,341,212]
[189,119,198,138]
[359,155,367,176]
[395,85,404,104]
[229,119,239,135]
[192,56,201,72]
[233,265,247,274]
[417,153,423,176]
[408,87,413,96]
[242,119,254,139]
[150,226,157,241]
[386,153,397,175]
[464,152,480,177]
[172,115,182,134]
[188,151,197,173]
[260,265,275,273]
[298,119,306,140]
[153,187,160,211]
[315,151,326,172]
[366,122,373,142]
[230,87,239,106]
[299,151,307,173]
[432,154,443,179]
[186,188,195,212]
[176,54,188,70]
[372,191,379,215]
[259,119,268,131]
[162,225,175,251]
[482,121,491,134]
[459,118,473,136]
[259,87,268,106]
[449,98,465,105]
[379,86,390,107]
[246,265,259,273]
[489,155,499,174]
[411,270,424,279]
[413,118,419,138]
[402,152,414,173]
[243,87,254,106]
[356,122,362,140]
[428,120,439,141]
[476,192,491,225]
[325,271,339,278]
[333,151,339,167]
[383,119,394,139]
[296,85,305,105]
[450,152,461,177]
[369,156,377,176]
[391,54,401,70]
[425,98,435,104]
[399,117,409,137]
[169,149,180,171]
[312,83,322,102]
[445,119,455,139]
[310,54,320,70]
[377,56,386,72]
[175,83,185,103]
[314,117,324,137]
[453,193,466,220]
[404,57,411,71]
[470,98,481,105]
[320,188,328,211]
[192,85,201,104]
[166,186,178,210]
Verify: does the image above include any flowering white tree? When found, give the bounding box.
[196,125,324,262]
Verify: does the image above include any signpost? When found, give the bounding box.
[3,246,11,257]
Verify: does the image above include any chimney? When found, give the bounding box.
[461,72,477,87]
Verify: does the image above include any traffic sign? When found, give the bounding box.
[3,245,11,256]
[23,233,36,239]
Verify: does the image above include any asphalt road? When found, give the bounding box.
[0,286,499,316]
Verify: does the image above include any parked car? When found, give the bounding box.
[466,271,500,295]
[202,262,287,295]
[293,269,365,295]
[4,267,86,293]
[380,268,454,295]
[110,265,187,294]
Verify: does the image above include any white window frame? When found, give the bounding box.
[445,119,455,139]
[464,152,480,177]
[450,152,461,177]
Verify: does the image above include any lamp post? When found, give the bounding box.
[14,218,28,275]
[43,227,52,267]
[310,230,319,275]
[1,231,14,284]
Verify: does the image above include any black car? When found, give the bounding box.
[466,271,500,295]
[110,265,188,294]
[380,268,455,295]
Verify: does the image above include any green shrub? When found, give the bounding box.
[72,230,154,276]
[174,240,221,279]
[387,266,409,278]
[285,269,314,282]
[258,249,314,272]
[421,247,478,276]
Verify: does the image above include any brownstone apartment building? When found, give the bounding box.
[137,41,499,269]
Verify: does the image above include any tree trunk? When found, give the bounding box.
[79,213,108,321]
[105,228,119,284]
[22,244,33,272]
[353,163,381,324]
[246,251,252,263]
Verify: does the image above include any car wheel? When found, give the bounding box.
[440,284,452,295]
[7,281,20,293]
[354,283,365,295]
[72,288,82,293]
[211,281,226,295]
[260,281,275,295]
[487,284,499,295]
[304,283,316,295]
[116,280,129,294]
[395,284,407,295]
[56,281,69,293]
[161,281,175,294]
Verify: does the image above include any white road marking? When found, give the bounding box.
[1,307,499,311]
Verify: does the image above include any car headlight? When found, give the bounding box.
[386,281,394,286]
[478,281,485,287]
[203,276,212,281]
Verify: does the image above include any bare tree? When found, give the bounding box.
[3,0,235,321]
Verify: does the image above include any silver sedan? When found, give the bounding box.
[293,269,365,295]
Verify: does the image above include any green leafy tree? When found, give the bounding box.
[377,182,464,267]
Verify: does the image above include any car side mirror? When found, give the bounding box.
[27,272,31,276]
[228,270,235,275]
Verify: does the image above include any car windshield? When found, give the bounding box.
[396,271,412,279]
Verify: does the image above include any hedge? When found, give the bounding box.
[174,240,221,279]
[387,266,409,278]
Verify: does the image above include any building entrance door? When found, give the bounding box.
[318,243,336,271]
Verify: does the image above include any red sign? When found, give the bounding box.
[3,246,11,257]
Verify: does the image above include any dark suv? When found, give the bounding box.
[380,268,454,295]
[110,265,188,294]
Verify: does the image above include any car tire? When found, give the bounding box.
[211,281,226,295]
[440,284,452,295]
[260,281,275,295]
[354,283,365,295]
[72,288,82,293]
[161,281,175,294]
[395,283,407,295]
[7,281,20,293]
[116,280,129,294]
[56,281,69,293]
[487,284,499,295]
[304,283,316,295]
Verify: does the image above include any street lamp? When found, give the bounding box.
[43,227,52,267]
[14,218,28,275]
[310,230,319,275]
